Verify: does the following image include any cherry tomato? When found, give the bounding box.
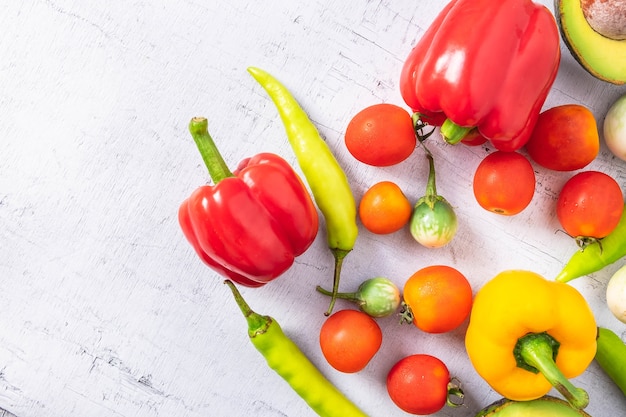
[345,103,416,166]
[557,171,624,241]
[402,265,473,334]
[386,354,452,415]
[473,151,536,215]
[319,309,382,373]
[526,104,599,171]
[359,181,412,234]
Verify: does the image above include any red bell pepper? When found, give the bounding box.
[178,117,319,287]
[400,0,561,152]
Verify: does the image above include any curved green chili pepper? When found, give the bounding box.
[224,280,370,417]
[595,327,626,397]
[247,66,358,315]
[555,203,626,283]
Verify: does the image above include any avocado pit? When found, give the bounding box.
[581,0,626,40]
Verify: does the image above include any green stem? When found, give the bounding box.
[412,112,436,142]
[423,152,438,209]
[316,286,359,302]
[324,249,350,316]
[440,118,472,145]
[224,280,269,337]
[515,333,589,409]
[188,117,234,183]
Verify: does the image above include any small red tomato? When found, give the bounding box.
[557,171,624,241]
[473,151,536,215]
[319,309,382,373]
[345,103,416,166]
[526,104,599,171]
[387,354,452,415]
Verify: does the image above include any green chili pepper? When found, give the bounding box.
[595,327,626,397]
[224,280,370,417]
[248,66,358,315]
[555,203,626,283]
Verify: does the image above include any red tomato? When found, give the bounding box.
[526,104,599,171]
[319,309,382,373]
[345,103,416,166]
[386,354,451,415]
[473,151,536,215]
[402,265,473,334]
[557,171,624,240]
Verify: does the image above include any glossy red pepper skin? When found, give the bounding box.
[179,119,319,287]
[400,0,560,152]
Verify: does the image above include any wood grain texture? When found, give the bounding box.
[1,0,626,416]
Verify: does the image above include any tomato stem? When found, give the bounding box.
[423,152,438,209]
[412,113,436,143]
[446,377,465,408]
[398,301,414,325]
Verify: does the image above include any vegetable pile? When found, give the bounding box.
[177,0,626,416]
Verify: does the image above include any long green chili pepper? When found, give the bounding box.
[595,327,626,397]
[248,66,358,315]
[224,280,370,417]
[555,203,626,283]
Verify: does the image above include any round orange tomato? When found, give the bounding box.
[473,151,536,215]
[402,265,473,333]
[359,181,412,234]
[345,103,416,166]
[525,104,599,171]
[319,309,383,373]
[557,171,624,240]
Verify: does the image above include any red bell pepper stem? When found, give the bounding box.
[440,119,473,145]
[188,117,234,183]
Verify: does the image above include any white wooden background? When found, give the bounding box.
[2,1,626,416]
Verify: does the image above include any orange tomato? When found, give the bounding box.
[359,181,412,234]
[402,265,473,333]
[319,309,383,373]
[525,104,599,171]
[473,151,536,216]
[345,103,416,166]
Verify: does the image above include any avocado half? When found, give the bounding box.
[555,0,626,85]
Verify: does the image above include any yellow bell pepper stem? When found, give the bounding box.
[515,333,589,409]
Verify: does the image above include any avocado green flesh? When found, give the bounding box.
[475,396,591,417]
[555,0,626,85]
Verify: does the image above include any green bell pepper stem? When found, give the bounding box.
[224,280,370,417]
[188,117,233,183]
[440,118,473,145]
[515,333,589,409]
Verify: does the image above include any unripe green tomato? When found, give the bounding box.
[410,197,458,248]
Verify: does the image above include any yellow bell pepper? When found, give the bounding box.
[465,270,596,410]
